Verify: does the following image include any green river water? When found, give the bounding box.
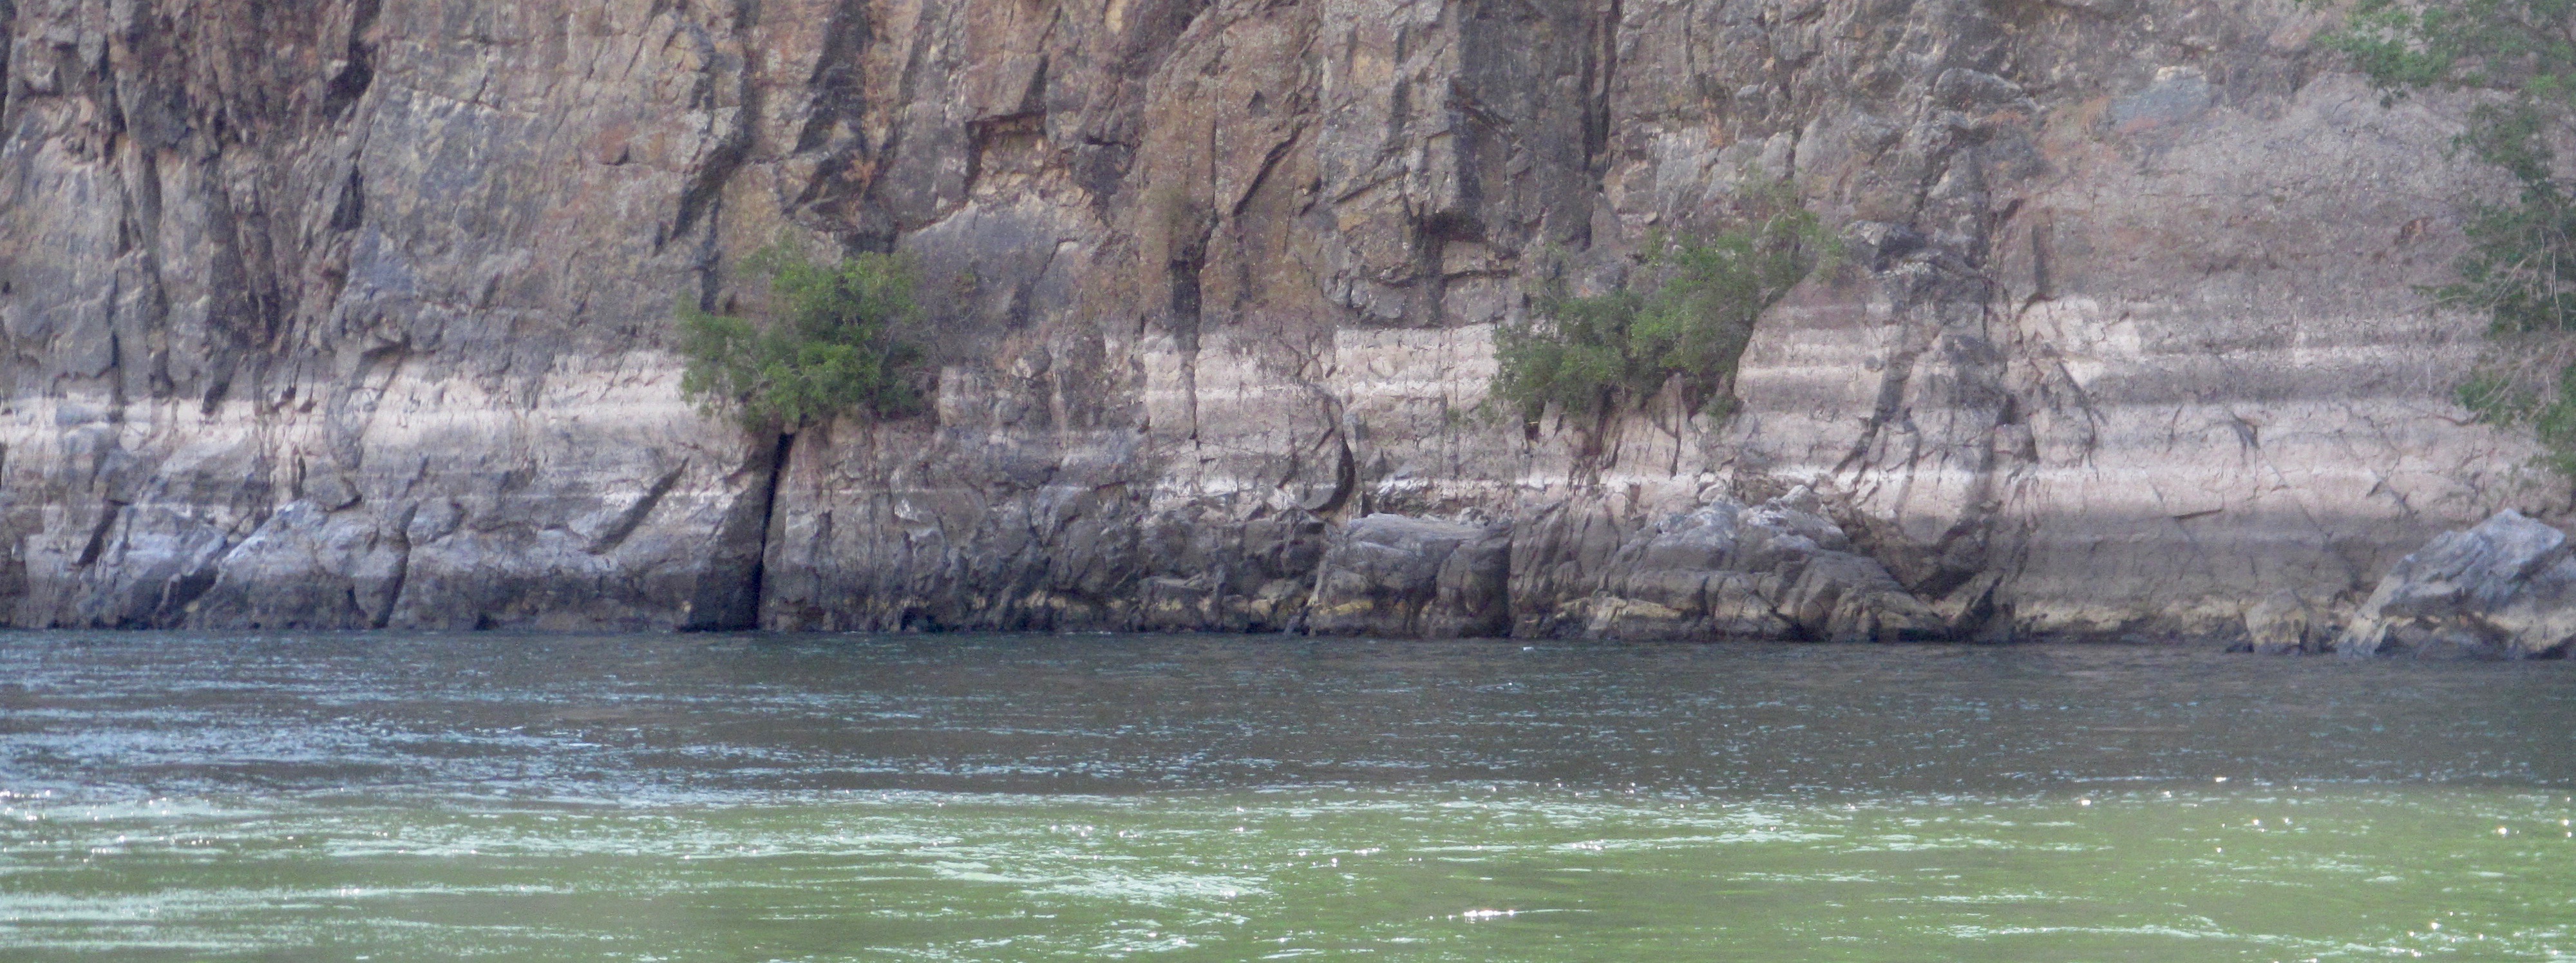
[1,633,2570,960]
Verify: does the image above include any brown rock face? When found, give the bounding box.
[0,0,2546,634]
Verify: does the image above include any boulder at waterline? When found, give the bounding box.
[2336,510,2576,659]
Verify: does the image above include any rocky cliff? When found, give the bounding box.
[0,0,2550,637]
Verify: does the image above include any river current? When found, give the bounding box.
[1,632,2570,960]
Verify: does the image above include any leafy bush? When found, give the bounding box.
[677,244,927,431]
[2458,348,2576,477]
[1492,195,1829,424]
[2325,0,2576,470]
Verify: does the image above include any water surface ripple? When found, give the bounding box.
[1,633,2570,960]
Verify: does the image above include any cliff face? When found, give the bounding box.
[0,0,2544,636]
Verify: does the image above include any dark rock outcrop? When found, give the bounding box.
[2336,510,2576,659]
[1582,488,1944,642]
[1306,514,1510,638]
[1311,488,1944,641]
[1584,502,1796,641]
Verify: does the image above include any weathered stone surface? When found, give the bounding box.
[1307,514,1508,638]
[1544,487,1940,641]
[1424,522,1513,639]
[1778,551,1947,644]
[1584,502,1806,640]
[1508,497,1637,638]
[0,0,2553,636]
[2243,590,2326,655]
[1311,488,1938,642]
[2336,511,2576,658]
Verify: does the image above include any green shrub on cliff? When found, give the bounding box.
[677,244,926,431]
[2330,0,2576,332]
[2324,0,2576,470]
[2459,358,2576,477]
[1492,193,1828,424]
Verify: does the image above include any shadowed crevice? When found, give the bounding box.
[322,0,380,118]
[75,501,128,567]
[1,0,15,124]
[683,434,792,630]
[587,463,688,555]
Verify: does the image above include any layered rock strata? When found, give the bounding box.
[0,0,2554,636]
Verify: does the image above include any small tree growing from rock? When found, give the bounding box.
[1491,186,1830,428]
[676,243,927,431]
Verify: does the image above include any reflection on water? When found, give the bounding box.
[1,633,2571,960]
